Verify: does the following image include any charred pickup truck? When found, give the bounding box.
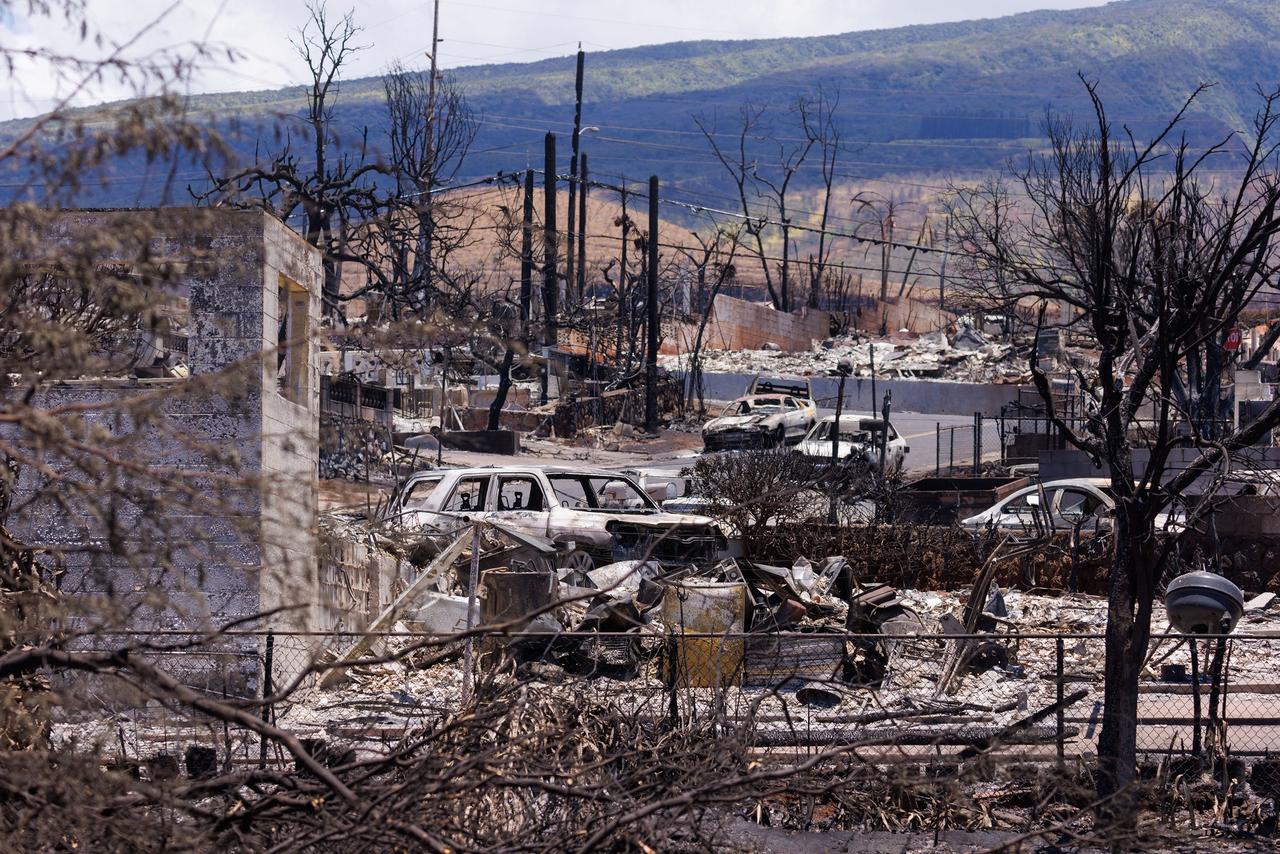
[386,465,736,570]
[702,376,817,452]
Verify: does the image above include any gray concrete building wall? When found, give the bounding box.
[3,211,323,666]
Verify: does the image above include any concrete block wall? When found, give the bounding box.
[661,294,831,356]
[317,528,406,632]
[3,210,324,654]
[851,296,952,335]
[259,217,323,636]
[661,295,954,358]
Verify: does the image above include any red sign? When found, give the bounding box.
[1225,328,1243,352]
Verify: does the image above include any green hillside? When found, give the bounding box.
[11,0,1280,203]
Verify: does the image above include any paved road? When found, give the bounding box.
[433,409,996,483]
[632,411,985,481]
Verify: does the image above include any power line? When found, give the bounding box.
[556,171,961,258]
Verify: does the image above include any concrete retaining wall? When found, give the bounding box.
[851,296,953,335]
[661,294,831,356]
[693,371,1031,416]
[1039,448,1280,488]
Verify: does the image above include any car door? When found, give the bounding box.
[392,474,446,528]
[440,474,495,521]
[490,474,552,538]
[991,487,1049,533]
[1052,486,1111,532]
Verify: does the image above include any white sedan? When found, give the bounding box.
[960,478,1181,534]
[794,415,908,473]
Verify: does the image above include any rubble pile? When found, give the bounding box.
[660,328,1029,384]
[263,574,1279,774]
[286,503,1280,760]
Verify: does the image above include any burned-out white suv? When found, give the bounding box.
[386,465,733,569]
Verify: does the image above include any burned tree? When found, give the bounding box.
[197,1,379,318]
[675,225,741,412]
[697,93,836,313]
[950,79,1280,809]
[340,63,480,319]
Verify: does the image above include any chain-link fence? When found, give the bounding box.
[55,629,1280,776]
[933,413,1006,474]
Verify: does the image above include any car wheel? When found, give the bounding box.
[557,548,596,583]
[773,426,786,447]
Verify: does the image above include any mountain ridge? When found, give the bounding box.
[13,0,1280,203]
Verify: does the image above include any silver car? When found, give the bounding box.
[702,376,818,452]
[387,465,733,569]
[960,478,1182,535]
[702,395,816,451]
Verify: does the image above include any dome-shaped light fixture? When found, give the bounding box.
[1164,571,1245,635]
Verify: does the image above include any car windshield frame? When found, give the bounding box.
[722,397,785,417]
[547,473,660,512]
[812,421,875,444]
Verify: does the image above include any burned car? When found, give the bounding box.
[702,377,817,452]
[959,477,1182,535]
[794,415,908,473]
[386,465,735,569]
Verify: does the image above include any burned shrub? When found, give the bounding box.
[685,449,820,550]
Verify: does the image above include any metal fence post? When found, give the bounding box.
[935,422,941,475]
[463,521,481,705]
[949,427,955,472]
[259,629,274,769]
[1055,636,1065,762]
[973,412,982,475]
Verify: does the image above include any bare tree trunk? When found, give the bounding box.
[1095,498,1157,819]
[487,348,514,430]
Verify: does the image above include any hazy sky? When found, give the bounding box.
[0,0,1112,120]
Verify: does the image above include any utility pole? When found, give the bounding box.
[579,153,593,414]
[520,169,534,332]
[426,0,440,128]
[565,46,585,304]
[577,152,588,301]
[618,181,629,372]
[423,0,441,298]
[542,133,558,405]
[827,358,852,525]
[644,174,660,433]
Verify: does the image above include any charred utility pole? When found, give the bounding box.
[542,133,558,405]
[578,153,588,299]
[644,174,660,433]
[520,170,535,328]
[565,47,585,303]
[618,180,629,372]
[827,358,853,524]
[423,0,441,295]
